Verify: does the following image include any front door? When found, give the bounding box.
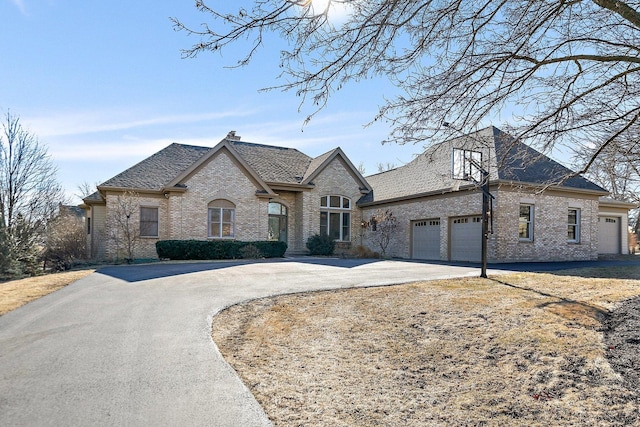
[268,202,288,243]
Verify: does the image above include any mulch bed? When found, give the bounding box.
[604,295,640,392]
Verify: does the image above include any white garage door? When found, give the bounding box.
[412,219,441,260]
[598,216,620,254]
[450,216,482,262]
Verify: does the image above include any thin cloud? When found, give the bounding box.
[28,108,259,137]
[10,0,27,15]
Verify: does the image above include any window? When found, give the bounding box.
[320,195,351,241]
[87,217,91,235]
[268,202,288,243]
[519,204,533,241]
[208,199,235,238]
[568,208,580,243]
[140,207,159,237]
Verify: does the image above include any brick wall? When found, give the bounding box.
[175,149,268,243]
[360,186,600,262]
[303,157,367,254]
[103,192,168,260]
[361,190,483,259]
[493,188,599,261]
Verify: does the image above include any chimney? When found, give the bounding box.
[226,130,241,141]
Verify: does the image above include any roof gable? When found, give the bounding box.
[301,148,372,192]
[165,139,277,196]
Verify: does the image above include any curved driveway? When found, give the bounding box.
[0,257,630,426]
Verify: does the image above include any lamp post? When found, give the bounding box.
[443,122,493,278]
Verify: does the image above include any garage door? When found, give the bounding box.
[598,216,620,254]
[450,216,482,262]
[412,219,441,260]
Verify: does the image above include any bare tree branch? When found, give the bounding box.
[173,0,640,181]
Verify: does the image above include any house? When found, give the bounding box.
[82,128,635,262]
[82,131,371,260]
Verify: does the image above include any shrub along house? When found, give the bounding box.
[82,128,634,262]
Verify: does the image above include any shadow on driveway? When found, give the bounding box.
[97,257,386,283]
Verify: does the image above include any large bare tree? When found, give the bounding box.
[173,0,640,177]
[0,111,64,277]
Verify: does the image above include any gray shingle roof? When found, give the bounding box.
[229,141,312,184]
[361,127,606,205]
[100,143,211,190]
[491,127,605,191]
[83,191,104,203]
[98,139,319,191]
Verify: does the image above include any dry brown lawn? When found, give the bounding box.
[213,266,640,426]
[0,269,95,315]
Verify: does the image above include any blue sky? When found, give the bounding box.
[1,0,424,203]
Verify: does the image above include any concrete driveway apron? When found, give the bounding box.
[0,258,510,426]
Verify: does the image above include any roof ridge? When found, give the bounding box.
[171,142,211,150]
[229,140,304,153]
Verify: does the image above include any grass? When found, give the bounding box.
[0,269,95,315]
[213,266,640,426]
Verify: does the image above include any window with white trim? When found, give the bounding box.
[519,204,533,241]
[208,199,235,238]
[140,207,159,237]
[320,195,351,241]
[568,208,580,243]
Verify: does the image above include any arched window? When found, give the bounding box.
[320,195,351,241]
[208,199,235,238]
[268,202,288,243]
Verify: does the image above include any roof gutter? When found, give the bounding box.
[358,179,609,208]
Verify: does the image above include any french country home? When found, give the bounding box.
[82,128,635,262]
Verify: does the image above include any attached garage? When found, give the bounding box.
[412,219,441,260]
[450,216,482,262]
[598,216,620,254]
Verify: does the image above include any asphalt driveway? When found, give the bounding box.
[0,257,636,426]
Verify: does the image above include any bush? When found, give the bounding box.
[306,234,335,256]
[155,240,287,260]
[43,213,86,272]
[239,244,262,259]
